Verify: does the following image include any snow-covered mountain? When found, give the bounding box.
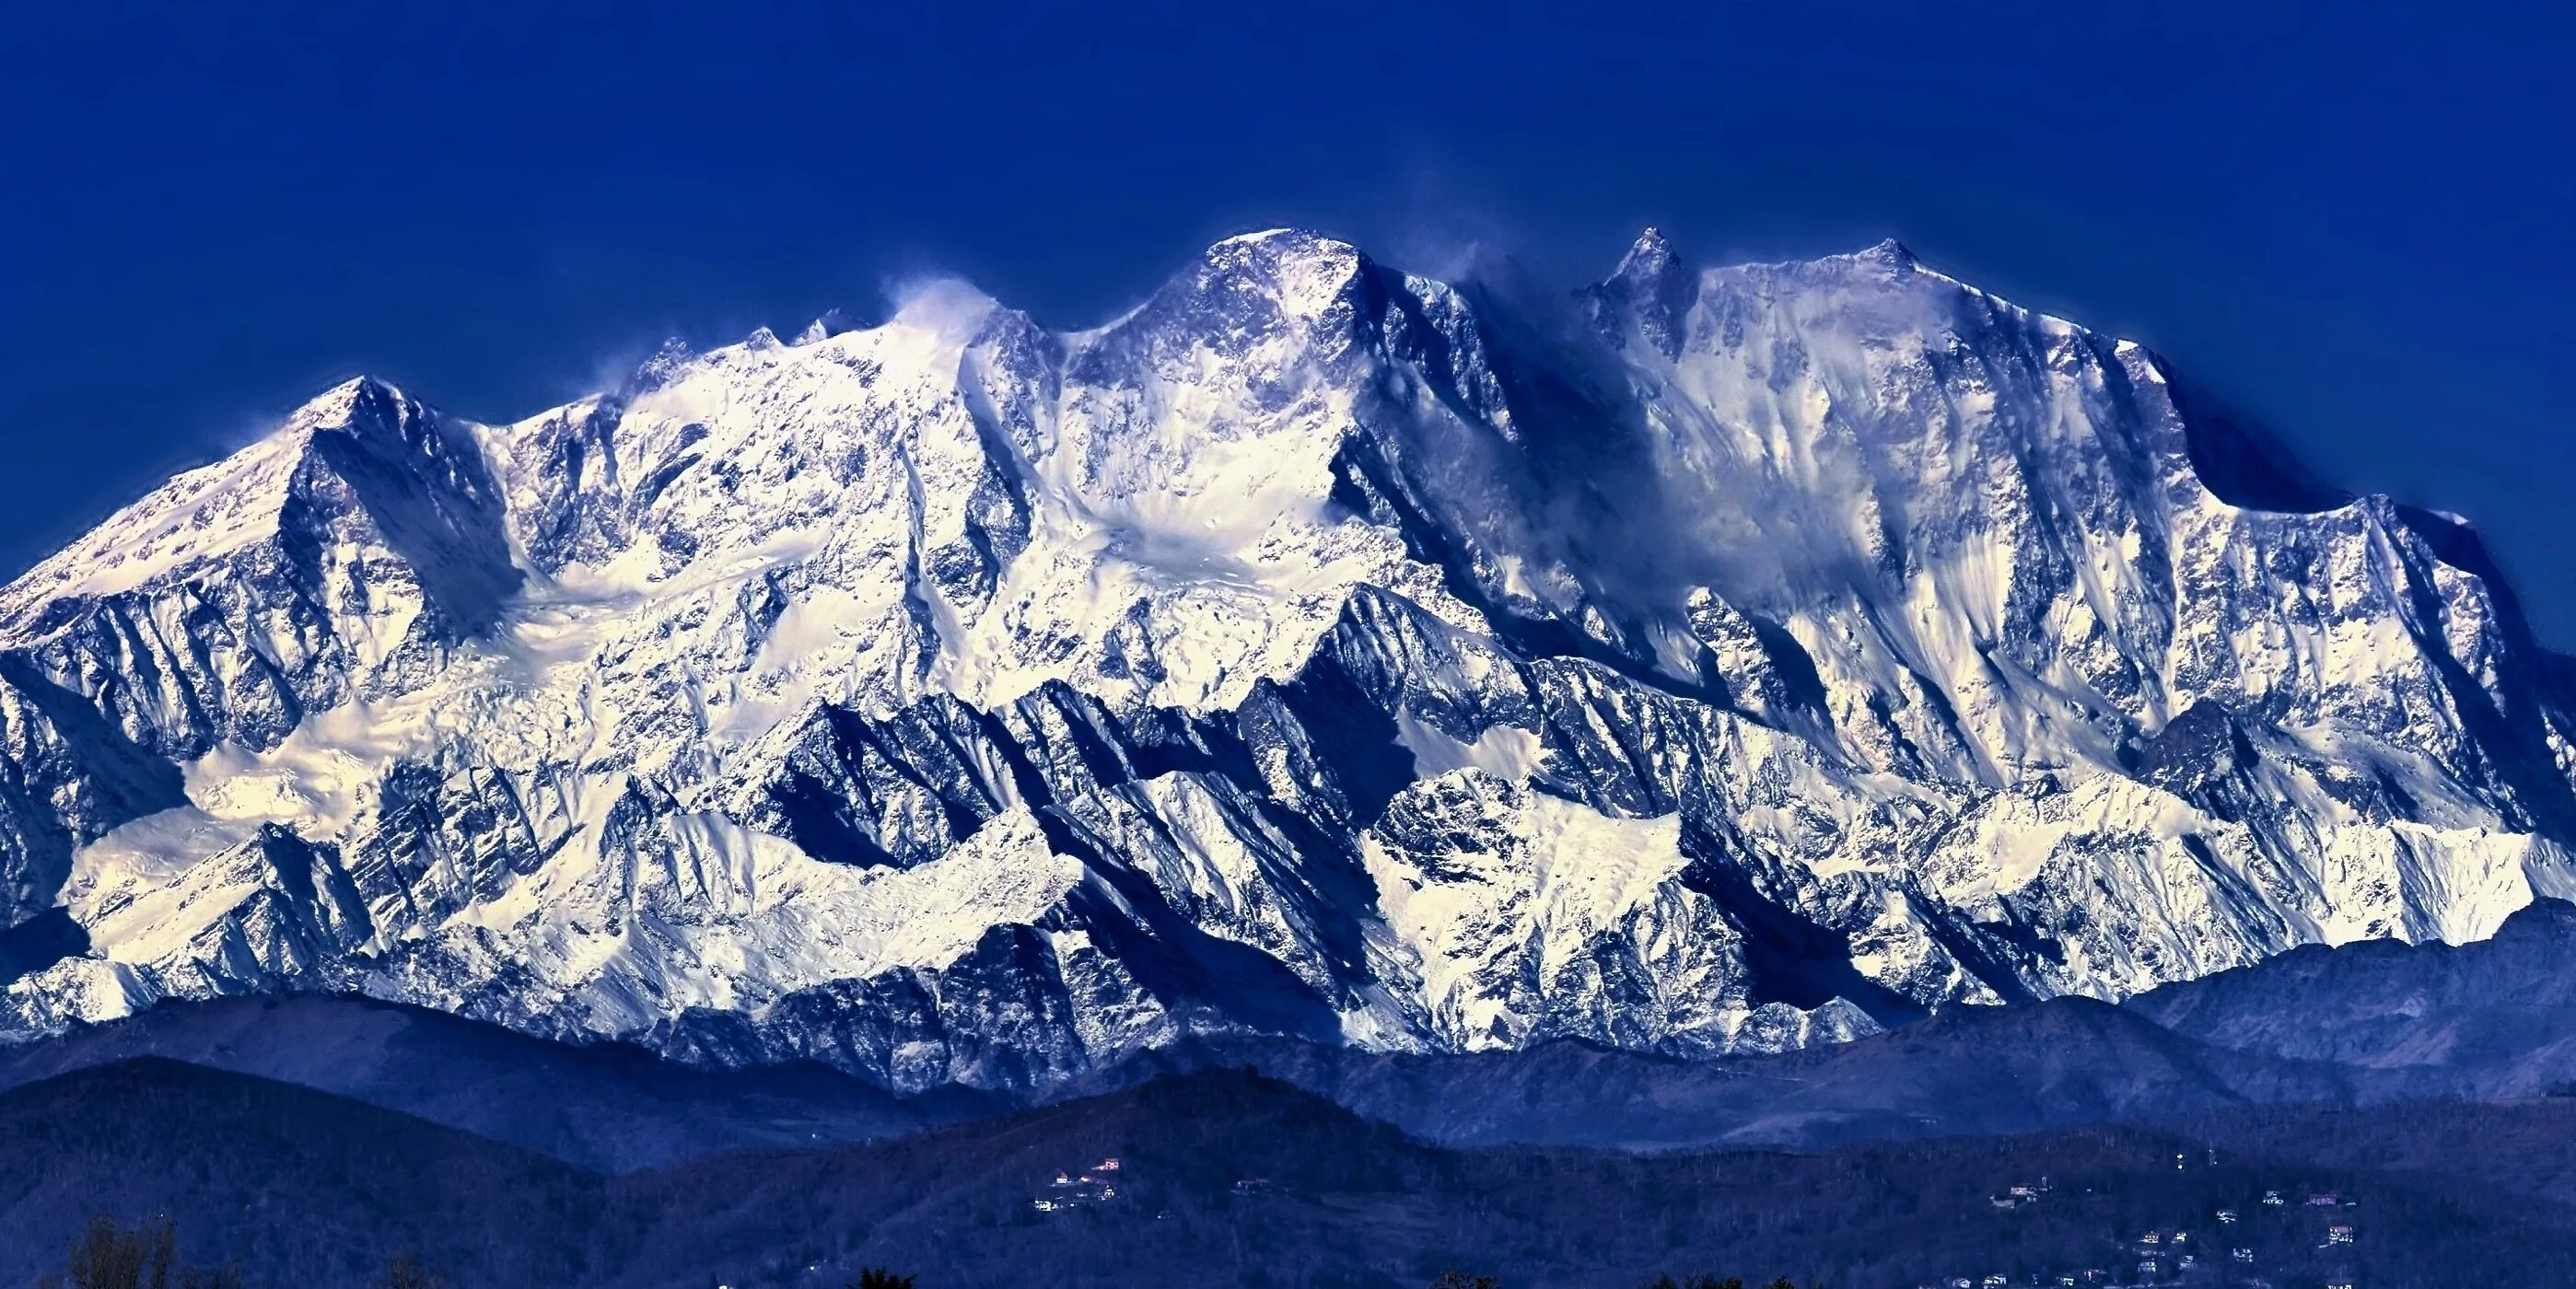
[5,228,2572,1092]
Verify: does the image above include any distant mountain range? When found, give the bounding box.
[6,230,2576,1092]
[11,897,2576,1169]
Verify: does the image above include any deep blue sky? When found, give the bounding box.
[6,2,2571,638]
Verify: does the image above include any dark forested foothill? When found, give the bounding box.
[35,1216,239,1289]
[30,1225,464,1289]
[4,1059,2576,1287]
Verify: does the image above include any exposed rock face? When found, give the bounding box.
[4,229,2571,1092]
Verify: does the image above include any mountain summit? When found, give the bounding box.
[2,231,2569,1092]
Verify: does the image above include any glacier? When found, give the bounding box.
[3,227,2571,1092]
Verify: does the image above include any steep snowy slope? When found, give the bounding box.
[4,229,2570,1092]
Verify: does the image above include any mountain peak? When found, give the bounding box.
[286,376,414,435]
[1850,237,1918,273]
[1199,227,1370,284]
[1595,226,1700,358]
[0,366,516,650]
[624,338,697,397]
[1208,226,1354,256]
[1614,226,1682,282]
[1136,227,1371,332]
[796,308,859,345]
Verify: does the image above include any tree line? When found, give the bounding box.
[35,1218,439,1289]
[37,1216,1814,1289]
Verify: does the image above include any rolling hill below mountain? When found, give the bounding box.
[5,899,2574,1187]
[2131,893,2576,1083]
[0,993,981,1171]
[7,1058,2576,1288]
[0,1058,597,1285]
